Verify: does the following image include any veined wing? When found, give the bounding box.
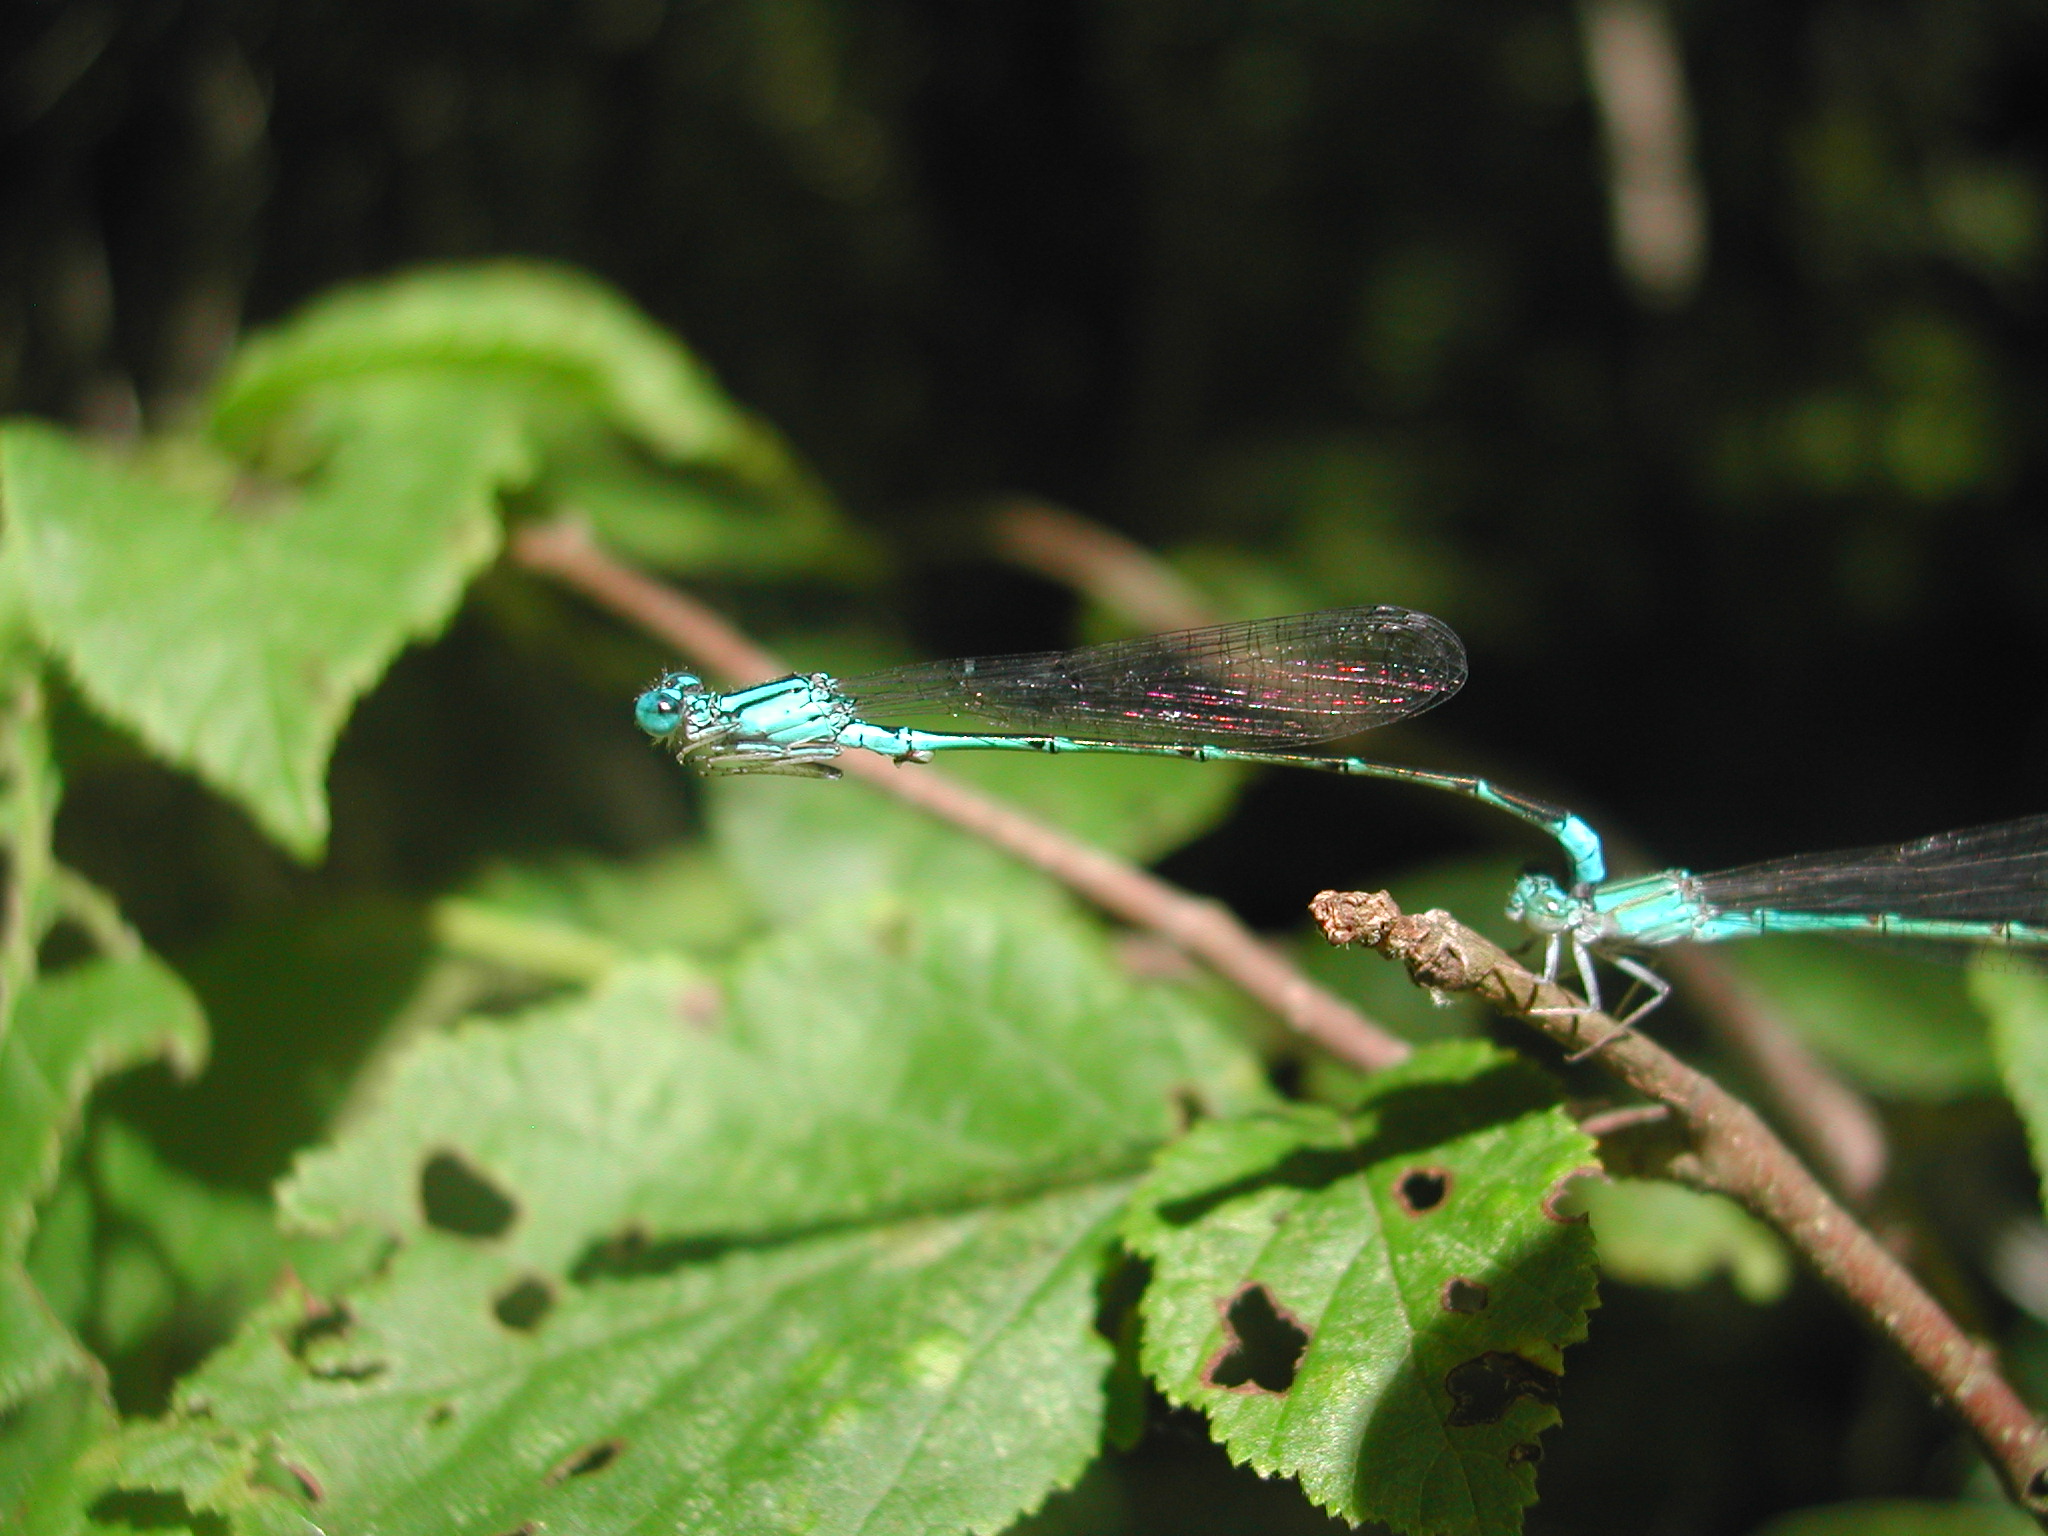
[1697,813,2048,929]
[834,607,1467,748]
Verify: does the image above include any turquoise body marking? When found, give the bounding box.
[634,606,1608,884]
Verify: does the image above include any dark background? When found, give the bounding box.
[6,2,2047,1532]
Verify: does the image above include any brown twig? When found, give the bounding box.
[509,517,1413,1072]
[1311,888,2048,1521]
[1663,945,1888,1203]
[987,497,1216,634]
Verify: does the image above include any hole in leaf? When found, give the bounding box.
[544,1438,624,1485]
[1444,1352,1560,1427]
[287,1304,352,1359]
[1202,1284,1309,1395]
[2031,1467,2048,1507]
[87,1489,231,1533]
[1543,1167,1599,1223]
[494,1277,554,1332]
[1395,1166,1450,1214]
[1508,1441,1543,1465]
[420,1150,517,1238]
[1264,1056,1305,1098]
[1441,1276,1490,1314]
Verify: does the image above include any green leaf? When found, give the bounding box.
[1749,1499,2041,1536]
[1720,937,1994,1098]
[945,753,1249,867]
[92,1123,285,1309]
[93,1237,175,1356]
[206,262,869,582]
[210,261,751,467]
[708,751,1246,925]
[1123,1040,1599,1536]
[1579,1178,1790,1304]
[101,898,1266,1534]
[0,954,205,1407]
[108,1186,1127,1536]
[1,382,526,858]
[287,902,1266,1249]
[457,843,758,962]
[23,1172,93,1333]
[0,1368,118,1536]
[1973,965,2048,1210]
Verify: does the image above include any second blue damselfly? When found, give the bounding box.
[635,606,1608,884]
[1509,815,2048,1032]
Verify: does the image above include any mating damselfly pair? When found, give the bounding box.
[635,607,2048,1029]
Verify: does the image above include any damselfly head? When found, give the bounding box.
[1506,872,1575,932]
[634,673,705,740]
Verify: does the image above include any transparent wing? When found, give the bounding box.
[1697,814,2048,930]
[834,607,1467,748]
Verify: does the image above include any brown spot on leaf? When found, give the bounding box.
[675,982,722,1029]
[545,1438,624,1485]
[279,1461,322,1503]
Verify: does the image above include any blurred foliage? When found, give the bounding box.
[0,2,2043,1532]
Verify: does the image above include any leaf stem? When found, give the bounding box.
[1310,887,2048,1524]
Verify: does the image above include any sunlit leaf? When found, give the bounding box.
[211,262,750,467]
[2,385,526,857]
[94,898,1266,1534]
[1123,1040,1598,1536]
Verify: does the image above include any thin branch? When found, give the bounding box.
[509,517,1413,1072]
[1310,888,2048,1522]
[987,497,1216,634]
[1662,945,1888,1203]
